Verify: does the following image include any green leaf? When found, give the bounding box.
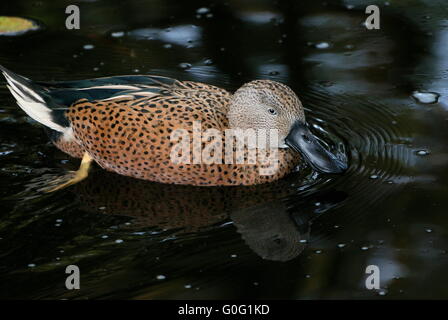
[0,16,39,36]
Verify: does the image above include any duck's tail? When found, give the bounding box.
[0,65,69,133]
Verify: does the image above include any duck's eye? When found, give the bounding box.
[268,108,277,115]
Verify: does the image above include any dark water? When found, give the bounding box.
[1,0,448,299]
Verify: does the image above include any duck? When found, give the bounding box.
[0,65,347,191]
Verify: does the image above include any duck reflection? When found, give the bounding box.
[71,169,347,261]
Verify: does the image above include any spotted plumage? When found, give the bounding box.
[1,65,347,188]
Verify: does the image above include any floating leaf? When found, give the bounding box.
[0,16,39,36]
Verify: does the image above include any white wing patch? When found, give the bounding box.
[3,72,45,103]
[3,72,68,133]
[77,85,141,91]
[76,84,162,101]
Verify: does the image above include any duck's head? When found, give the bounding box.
[228,80,347,174]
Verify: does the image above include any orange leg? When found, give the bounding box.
[44,152,93,193]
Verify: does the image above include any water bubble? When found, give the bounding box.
[83,44,94,50]
[416,150,430,156]
[337,243,346,248]
[412,91,440,104]
[101,235,109,239]
[378,289,387,296]
[361,246,369,251]
[305,274,311,278]
[196,7,210,15]
[230,254,237,258]
[299,239,308,244]
[163,43,172,49]
[156,275,166,280]
[315,250,322,254]
[184,284,192,289]
[370,174,379,180]
[425,228,433,233]
[56,219,63,223]
[111,31,124,38]
[253,282,259,286]
[115,239,124,244]
[28,263,36,268]
[178,62,192,70]
[315,42,330,49]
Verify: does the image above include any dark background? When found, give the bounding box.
[0,0,448,299]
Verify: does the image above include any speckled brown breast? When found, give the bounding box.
[56,81,300,186]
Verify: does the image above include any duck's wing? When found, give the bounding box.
[36,75,180,108]
[38,76,232,112]
[1,64,231,140]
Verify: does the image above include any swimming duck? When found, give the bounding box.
[0,65,347,190]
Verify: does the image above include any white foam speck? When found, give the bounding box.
[315,42,330,49]
[417,150,430,156]
[196,7,210,15]
[111,31,125,38]
[412,91,440,104]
